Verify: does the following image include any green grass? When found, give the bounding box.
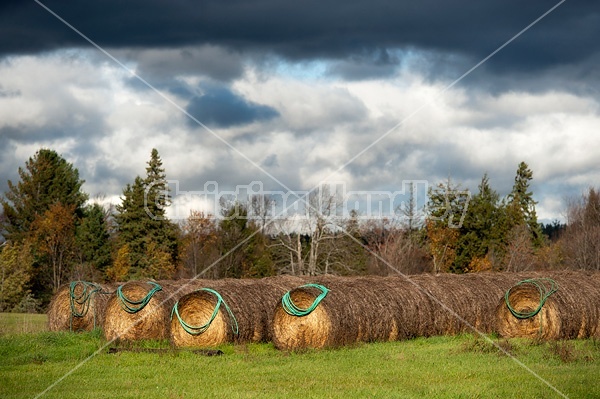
[0,312,48,335]
[1,315,599,398]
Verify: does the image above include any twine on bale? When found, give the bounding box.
[116,281,162,313]
[282,284,329,317]
[171,288,239,336]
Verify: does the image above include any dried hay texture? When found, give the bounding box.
[272,275,425,351]
[170,275,305,348]
[103,280,183,341]
[496,271,600,340]
[47,281,118,332]
[271,272,552,351]
[406,272,523,336]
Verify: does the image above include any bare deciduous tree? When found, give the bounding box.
[560,188,600,270]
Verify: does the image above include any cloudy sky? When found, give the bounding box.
[0,0,599,223]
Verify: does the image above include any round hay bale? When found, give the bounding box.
[170,275,305,348]
[401,273,521,337]
[496,271,600,340]
[103,280,177,341]
[47,281,117,332]
[272,275,412,351]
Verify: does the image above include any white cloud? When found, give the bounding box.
[1,49,600,224]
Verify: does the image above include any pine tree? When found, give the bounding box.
[1,149,88,304]
[115,176,148,275]
[75,203,112,275]
[506,162,544,247]
[455,174,505,272]
[144,148,170,220]
[114,149,179,278]
[1,148,88,241]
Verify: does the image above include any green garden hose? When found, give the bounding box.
[69,281,101,331]
[171,288,239,336]
[281,283,330,317]
[116,281,162,314]
[504,278,558,319]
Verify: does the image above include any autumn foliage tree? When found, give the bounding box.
[106,244,131,282]
[0,240,34,312]
[30,203,77,295]
[425,178,469,273]
[1,148,87,242]
[1,149,88,304]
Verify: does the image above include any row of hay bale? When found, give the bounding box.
[272,271,600,350]
[47,271,600,350]
[47,275,306,345]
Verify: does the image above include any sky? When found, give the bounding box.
[1,0,599,224]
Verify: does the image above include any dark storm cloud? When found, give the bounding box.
[327,48,401,80]
[2,0,598,78]
[185,85,278,128]
[115,46,247,85]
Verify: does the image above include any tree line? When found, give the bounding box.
[1,148,599,312]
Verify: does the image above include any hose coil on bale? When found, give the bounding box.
[116,281,162,313]
[47,281,118,332]
[104,280,176,341]
[504,278,558,320]
[281,284,329,317]
[171,288,239,336]
[69,281,101,330]
[495,275,575,340]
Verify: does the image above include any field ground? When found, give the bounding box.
[0,312,48,335]
[1,313,599,398]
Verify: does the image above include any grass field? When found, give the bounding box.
[0,312,48,335]
[1,313,599,398]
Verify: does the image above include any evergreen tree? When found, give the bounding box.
[1,149,88,304]
[75,203,112,275]
[114,149,179,278]
[506,162,544,247]
[425,178,469,272]
[115,176,148,274]
[144,148,170,219]
[454,174,505,272]
[143,149,179,264]
[1,148,87,241]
